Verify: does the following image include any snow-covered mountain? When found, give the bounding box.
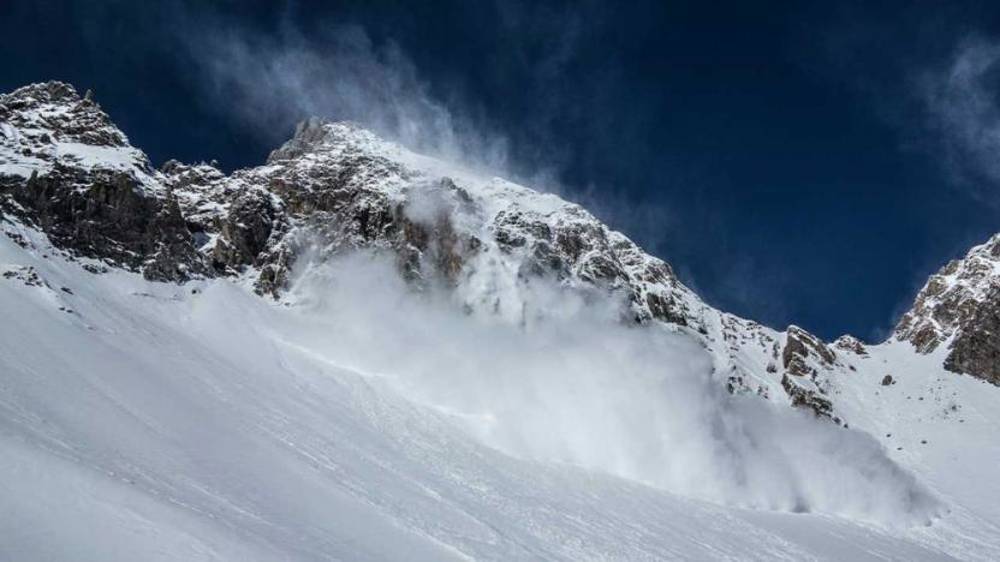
[2,81,1000,560]
[0,81,844,419]
[895,233,1000,384]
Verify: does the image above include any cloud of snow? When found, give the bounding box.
[164,7,938,523]
[170,5,687,280]
[920,37,1000,191]
[185,19,509,175]
[401,180,457,227]
[275,251,941,526]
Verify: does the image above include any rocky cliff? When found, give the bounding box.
[895,234,1000,384]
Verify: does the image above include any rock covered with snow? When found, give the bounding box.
[168,114,845,418]
[834,334,869,356]
[0,82,875,420]
[0,81,157,187]
[0,82,208,281]
[895,234,1000,384]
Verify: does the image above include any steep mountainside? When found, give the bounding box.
[4,81,1000,561]
[0,81,854,421]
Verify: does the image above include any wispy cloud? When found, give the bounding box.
[177,5,683,244]
[182,16,510,173]
[920,37,1000,194]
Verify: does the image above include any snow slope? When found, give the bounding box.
[822,341,1000,556]
[2,218,999,561]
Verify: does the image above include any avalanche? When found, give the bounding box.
[0,220,998,561]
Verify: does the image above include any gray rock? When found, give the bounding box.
[895,234,1000,385]
[945,285,1000,385]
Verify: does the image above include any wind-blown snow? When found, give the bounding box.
[3,221,997,561]
[285,254,940,523]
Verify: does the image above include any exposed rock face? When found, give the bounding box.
[1,82,702,324]
[895,234,1000,385]
[783,325,836,377]
[158,115,705,328]
[779,326,838,419]
[834,334,868,356]
[212,189,280,271]
[943,285,1000,385]
[781,373,833,419]
[0,82,208,281]
[4,169,209,282]
[0,81,128,148]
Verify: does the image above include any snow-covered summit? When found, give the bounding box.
[0,81,157,190]
[0,81,890,421]
[895,233,1000,384]
[171,115,854,418]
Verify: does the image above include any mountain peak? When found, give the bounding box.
[0,80,151,185]
[267,119,390,164]
[895,232,1000,383]
[1,79,972,426]
[7,80,82,105]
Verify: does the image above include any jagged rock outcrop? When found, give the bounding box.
[212,188,280,271]
[834,334,868,356]
[0,82,208,281]
[783,325,836,377]
[155,115,706,329]
[895,234,1000,385]
[0,81,127,148]
[777,326,837,419]
[943,285,1000,385]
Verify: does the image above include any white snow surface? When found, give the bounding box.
[2,221,1000,561]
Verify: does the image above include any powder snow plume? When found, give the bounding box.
[279,252,942,525]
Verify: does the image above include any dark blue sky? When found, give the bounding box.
[4,0,1000,341]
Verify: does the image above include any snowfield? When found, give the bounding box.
[2,221,1000,561]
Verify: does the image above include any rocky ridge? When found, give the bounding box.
[895,234,1000,384]
[0,82,206,281]
[5,81,995,423]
